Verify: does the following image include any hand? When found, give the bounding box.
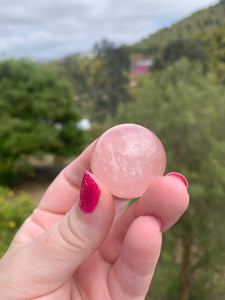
[0,141,189,300]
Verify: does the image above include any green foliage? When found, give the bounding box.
[93,40,131,122]
[0,186,34,257]
[131,2,225,55]
[0,59,85,184]
[58,55,94,96]
[115,59,225,298]
[201,23,225,83]
[57,41,131,125]
[152,39,207,74]
[163,40,206,68]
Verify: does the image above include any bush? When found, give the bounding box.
[0,59,85,185]
[0,186,34,257]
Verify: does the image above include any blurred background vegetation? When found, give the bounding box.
[0,1,225,299]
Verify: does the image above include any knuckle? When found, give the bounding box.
[57,209,88,254]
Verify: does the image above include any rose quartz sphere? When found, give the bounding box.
[91,124,166,199]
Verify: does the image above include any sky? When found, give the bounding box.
[0,0,218,61]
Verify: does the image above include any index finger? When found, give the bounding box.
[38,140,131,217]
[38,141,97,214]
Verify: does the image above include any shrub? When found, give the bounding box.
[0,186,34,257]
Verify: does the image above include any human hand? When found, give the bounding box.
[0,141,189,300]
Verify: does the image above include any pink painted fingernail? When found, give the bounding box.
[166,172,189,189]
[79,171,100,213]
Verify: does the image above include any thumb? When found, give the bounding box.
[3,172,114,297]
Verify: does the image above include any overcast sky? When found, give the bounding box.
[0,0,218,61]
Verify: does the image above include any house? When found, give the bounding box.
[130,54,154,74]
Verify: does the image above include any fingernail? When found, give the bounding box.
[149,214,162,231]
[165,172,188,189]
[79,171,100,213]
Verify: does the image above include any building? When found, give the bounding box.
[130,54,154,74]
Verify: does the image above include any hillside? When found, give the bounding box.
[131,1,225,54]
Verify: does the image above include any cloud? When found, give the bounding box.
[0,0,218,60]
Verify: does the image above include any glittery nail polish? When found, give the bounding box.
[79,171,100,213]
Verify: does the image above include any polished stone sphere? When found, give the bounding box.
[91,124,166,198]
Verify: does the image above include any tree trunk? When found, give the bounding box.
[180,239,191,300]
[180,284,189,300]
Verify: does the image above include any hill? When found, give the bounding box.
[130,1,225,54]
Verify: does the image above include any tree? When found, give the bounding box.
[57,41,131,125]
[153,39,207,72]
[201,23,225,83]
[164,40,206,64]
[115,59,225,299]
[58,55,92,95]
[92,40,131,122]
[0,59,85,184]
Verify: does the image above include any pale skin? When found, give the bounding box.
[0,141,189,300]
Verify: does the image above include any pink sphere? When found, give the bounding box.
[91,124,166,198]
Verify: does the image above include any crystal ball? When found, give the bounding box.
[91,124,166,199]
